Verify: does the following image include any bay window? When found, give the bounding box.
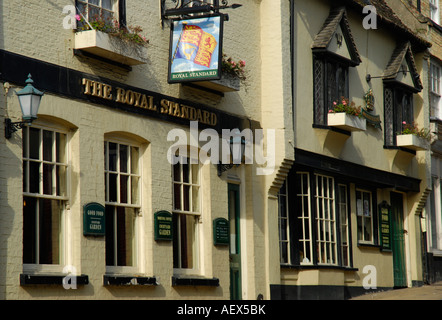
[278,170,351,267]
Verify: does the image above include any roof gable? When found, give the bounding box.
[383,42,423,92]
[312,7,362,66]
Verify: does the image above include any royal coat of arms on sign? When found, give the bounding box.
[168,14,223,83]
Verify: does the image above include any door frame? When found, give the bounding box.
[228,183,241,300]
[390,191,407,288]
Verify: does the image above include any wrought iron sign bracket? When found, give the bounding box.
[161,0,242,26]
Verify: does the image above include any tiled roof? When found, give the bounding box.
[312,7,362,65]
[383,41,423,91]
[341,0,431,50]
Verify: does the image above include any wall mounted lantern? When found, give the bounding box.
[5,74,44,139]
[217,135,246,176]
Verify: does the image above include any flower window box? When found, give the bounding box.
[327,112,366,132]
[190,72,240,93]
[74,29,148,66]
[396,134,429,151]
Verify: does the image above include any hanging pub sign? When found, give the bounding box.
[168,14,224,84]
[83,202,106,236]
[378,201,392,252]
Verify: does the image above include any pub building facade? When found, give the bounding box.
[267,0,434,299]
[0,0,269,300]
[0,0,437,301]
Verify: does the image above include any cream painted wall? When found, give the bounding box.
[0,0,265,300]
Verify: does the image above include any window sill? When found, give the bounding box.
[280,264,358,272]
[171,275,220,287]
[20,273,89,286]
[103,274,158,286]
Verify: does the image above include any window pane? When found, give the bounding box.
[174,183,181,210]
[102,0,112,10]
[39,199,61,265]
[191,164,199,184]
[23,161,28,193]
[183,185,190,211]
[105,206,115,266]
[108,142,117,172]
[29,161,40,194]
[120,175,128,204]
[131,147,139,174]
[183,163,189,183]
[192,186,199,212]
[56,165,67,197]
[173,163,181,182]
[181,214,196,269]
[43,163,54,195]
[119,144,128,173]
[117,207,135,267]
[29,128,40,160]
[23,196,37,264]
[43,130,53,162]
[131,176,139,205]
[23,127,28,158]
[56,133,66,163]
[109,173,118,202]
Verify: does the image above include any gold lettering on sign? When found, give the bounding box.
[81,78,217,126]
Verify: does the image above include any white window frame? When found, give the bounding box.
[431,61,442,119]
[315,174,337,265]
[77,0,119,25]
[278,181,291,265]
[356,188,374,244]
[338,184,350,267]
[172,156,201,275]
[22,122,70,274]
[296,172,314,265]
[104,138,142,275]
[430,0,440,24]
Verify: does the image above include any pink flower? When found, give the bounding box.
[75,14,81,21]
[239,60,246,67]
[402,121,406,125]
[333,101,337,105]
[329,110,333,113]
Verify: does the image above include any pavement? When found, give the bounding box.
[351,282,442,300]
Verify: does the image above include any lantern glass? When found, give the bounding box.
[16,74,44,121]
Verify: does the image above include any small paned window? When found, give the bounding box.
[172,157,200,271]
[278,181,290,264]
[384,86,414,147]
[77,0,125,29]
[22,126,68,267]
[313,57,349,125]
[356,189,374,244]
[104,141,140,270]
